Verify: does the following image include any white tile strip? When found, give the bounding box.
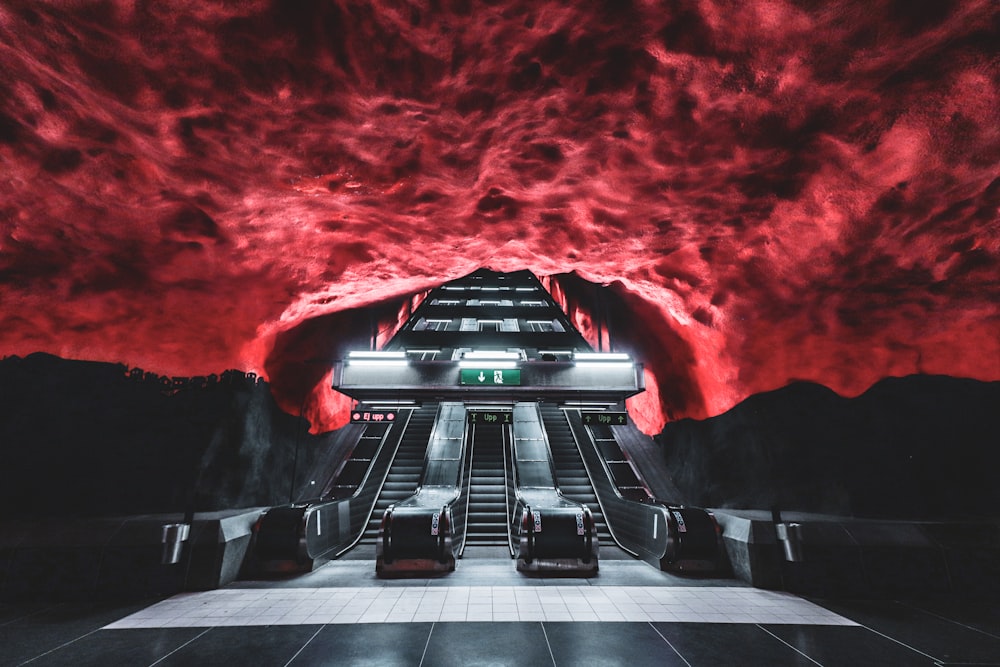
[103,587,857,628]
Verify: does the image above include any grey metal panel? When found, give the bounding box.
[517,461,555,487]
[514,440,549,461]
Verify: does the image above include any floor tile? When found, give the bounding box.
[763,625,938,667]
[288,622,431,666]
[544,621,687,667]
[423,622,553,667]
[22,627,210,667]
[153,625,321,667]
[815,599,1000,663]
[652,622,817,667]
[0,601,153,667]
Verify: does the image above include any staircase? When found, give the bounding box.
[361,405,438,543]
[539,403,608,540]
[463,422,510,548]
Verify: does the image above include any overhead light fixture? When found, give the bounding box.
[574,352,631,361]
[458,360,518,369]
[348,351,406,359]
[463,350,521,360]
[347,359,408,367]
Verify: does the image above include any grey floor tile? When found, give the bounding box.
[652,622,816,666]
[155,625,322,666]
[0,601,152,667]
[24,628,210,667]
[288,622,431,666]
[905,598,1000,638]
[763,625,938,667]
[544,621,687,667]
[423,622,553,666]
[815,599,1000,664]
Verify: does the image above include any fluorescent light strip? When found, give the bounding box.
[574,352,631,361]
[458,360,518,369]
[347,359,409,367]
[574,362,634,369]
[348,351,406,359]
[464,350,521,360]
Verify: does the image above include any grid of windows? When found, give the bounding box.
[424,319,452,331]
[439,285,537,293]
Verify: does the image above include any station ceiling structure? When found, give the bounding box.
[1,1,997,433]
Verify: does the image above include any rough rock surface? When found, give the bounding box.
[1,1,997,433]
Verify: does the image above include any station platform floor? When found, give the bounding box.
[3,554,1000,666]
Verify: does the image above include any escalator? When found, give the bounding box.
[248,404,437,572]
[462,420,511,550]
[506,402,599,573]
[539,403,609,545]
[361,404,438,544]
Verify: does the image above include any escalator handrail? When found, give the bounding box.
[379,403,468,563]
[502,420,516,556]
[306,408,416,559]
[563,409,671,563]
[541,406,625,546]
[458,415,476,555]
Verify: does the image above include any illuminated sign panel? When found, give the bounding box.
[351,410,398,423]
[459,369,522,386]
[581,411,629,426]
[467,411,512,424]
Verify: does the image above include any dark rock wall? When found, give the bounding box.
[3,354,997,522]
[0,353,327,518]
[657,376,1000,519]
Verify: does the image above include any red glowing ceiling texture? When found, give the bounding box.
[1,1,998,434]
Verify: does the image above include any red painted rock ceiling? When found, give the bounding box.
[1,1,998,434]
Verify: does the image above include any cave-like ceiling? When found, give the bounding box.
[1,1,997,434]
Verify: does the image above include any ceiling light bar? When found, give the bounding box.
[458,360,518,369]
[348,351,406,359]
[347,359,409,367]
[464,350,521,360]
[574,352,631,361]
[574,362,634,369]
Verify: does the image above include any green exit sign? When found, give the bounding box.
[460,368,521,386]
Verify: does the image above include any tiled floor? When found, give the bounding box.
[105,585,855,628]
[3,556,1000,666]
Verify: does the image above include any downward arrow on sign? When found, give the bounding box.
[477,372,486,382]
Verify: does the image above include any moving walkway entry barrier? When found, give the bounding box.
[377,403,466,574]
